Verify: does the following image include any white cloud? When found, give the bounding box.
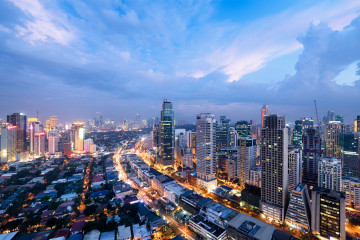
[9,0,76,45]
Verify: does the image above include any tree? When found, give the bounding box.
[46,217,57,229]
[84,204,98,216]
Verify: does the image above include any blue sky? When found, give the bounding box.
[0,0,360,124]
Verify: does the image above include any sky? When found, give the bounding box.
[0,0,360,124]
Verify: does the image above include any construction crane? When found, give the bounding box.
[314,100,320,128]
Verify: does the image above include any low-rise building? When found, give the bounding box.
[189,214,227,240]
[164,182,191,205]
[200,201,238,229]
[342,176,360,209]
[117,225,131,240]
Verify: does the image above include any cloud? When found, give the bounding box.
[9,0,76,45]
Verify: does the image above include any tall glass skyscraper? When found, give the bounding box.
[159,99,175,166]
[292,120,302,148]
[7,112,27,153]
[216,116,230,149]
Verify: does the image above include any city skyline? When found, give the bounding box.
[1,0,360,122]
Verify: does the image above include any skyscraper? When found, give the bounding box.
[340,132,359,177]
[318,157,342,192]
[237,137,257,187]
[335,115,344,123]
[288,147,302,193]
[50,116,58,130]
[136,114,140,129]
[261,105,269,128]
[196,113,217,191]
[302,128,322,188]
[302,117,314,131]
[216,116,230,149]
[34,132,46,157]
[29,121,41,153]
[324,121,345,159]
[159,99,175,166]
[72,122,85,152]
[260,115,288,222]
[227,127,238,147]
[7,113,27,152]
[0,124,17,163]
[234,120,251,137]
[354,115,360,132]
[292,120,302,147]
[48,134,59,154]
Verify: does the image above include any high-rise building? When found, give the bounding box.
[196,113,217,191]
[0,125,17,163]
[323,110,335,124]
[335,115,344,123]
[261,105,269,128]
[318,157,342,192]
[159,99,175,166]
[237,137,257,187]
[34,132,46,157]
[227,127,238,147]
[288,147,302,193]
[50,116,58,130]
[302,128,322,188]
[48,134,59,154]
[311,186,345,240]
[7,113,27,152]
[234,120,251,137]
[136,114,140,129]
[29,121,41,153]
[324,121,345,159]
[216,116,230,149]
[285,183,311,232]
[292,120,302,147]
[260,115,288,222]
[72,122,85,152]
[342,177,360,209]
[354,115,360,133]
[340,132,359,178]
[302,117,314,131]
[84,138,94,153]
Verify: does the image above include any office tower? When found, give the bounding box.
[175,129,186,160]
[318,157,342,191]
[136,114,140,129]
[234,120,251,137]
[196,113,217,191]
[216,116,230,149]
[226,155,237,180]
[342,177,360,209]
[340,132,359,177]
[45,119,51,132]
[50,116,58,130]
[0,125,17,163]
[99,115,104,126]
[261,105,269,128]
[292,120,302,147]
[285,183,311,232]
[186,131,194,148]
[34,132,45,156]
[29,122,40,153]
[7,113,27,152]
[152,123,159,149]
[288,147,302,193]
[260,115,288,222]
[302,117,314,131]
[48,134,59,154]
[311,186,345,240]
[72,122,85,152]
[335,115,344,123]
[302,128,322,188]
[84,138,94,153]
[323,110,335,124]
[237,137,257,187]
[324,121,345,159]
[355,115,360,132]
[159,99,175,166]
[227,127,238,147]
